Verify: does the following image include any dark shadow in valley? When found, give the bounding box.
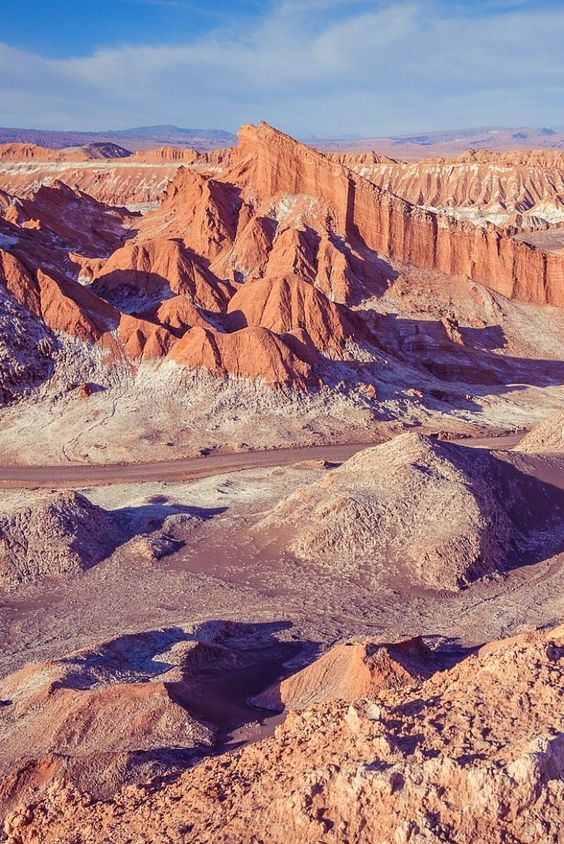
[60,498,230,577]
[337,310,564,417]
[459,323,506,351]
[51,619,321,786]
[90,269,178,316]
[442,443,564,574]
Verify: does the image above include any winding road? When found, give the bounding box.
[0,433,524,489]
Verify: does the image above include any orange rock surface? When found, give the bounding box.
[168,325,313,388]
[252,637,432,711]
[1,121,563,393]
[233,123,563,306]
[4,625,562,844]
[226,273,351,354]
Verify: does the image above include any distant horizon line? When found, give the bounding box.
[1,122,564,143]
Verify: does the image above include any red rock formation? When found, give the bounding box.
[0,141,132,164]
[329,148,564,230]
[213,214,276,282]
[116,314,175,360]
[232,123,563,306]
[252,637,431,711]
[0,144,225,209]
[131,145,200,163]
[226,273,350,354]
[0,143,67,162]
[139,295,209,335]
[315,234,357,304]
[6,625,563,844]
[92,237,232,312]
[148,168,241,260]
[0,248,40,313]
[1,121,562,395]
[168,325,313,387]
[264,227,319,282]
[0,238,176,363]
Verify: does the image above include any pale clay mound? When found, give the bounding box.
[0,619,301,816]
[258,432,564,589]
[0,628,220,814]
[0,490,118,586]
[5,625,563,844]
[517,411,564,453]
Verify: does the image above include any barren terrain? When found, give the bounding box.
[0,122,562,843]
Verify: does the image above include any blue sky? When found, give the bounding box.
[1,0,562,135]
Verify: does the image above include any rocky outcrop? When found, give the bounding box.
[258,433,564,589]
[92,237,232,313]
[0,280,57,405]
[0,121,563,395]
[0,236,178,362]
[0,144,218,209]
[226,273,351,354]
[517,412,564,453]
[252,637,432,712]
[234,123,564,306]
[168,325,314,388]
[0,620,305,819]
[5,625,562,844]
[328,148,564,229]
[154,168,242,259]
[0,491,118,586]
[6,180,131,256]
[0,142,132,162]
[131,145,199,164]
[0,633,217,815]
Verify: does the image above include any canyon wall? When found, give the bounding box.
[237,123,564,306]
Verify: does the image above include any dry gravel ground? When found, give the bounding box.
[0,437,562,840]
[1,443,562,680]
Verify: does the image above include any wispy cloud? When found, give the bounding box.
[1,0,562,134]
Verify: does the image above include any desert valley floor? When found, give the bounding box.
[0,124,562,842]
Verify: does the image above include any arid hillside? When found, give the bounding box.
[4,625,563,844]
[0,122,563,463]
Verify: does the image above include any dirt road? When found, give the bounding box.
[0,433,523,489]
[0,443,371,489]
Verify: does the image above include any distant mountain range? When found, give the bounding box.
[315,126,564,160]
[0,124,237,151]
[1,123,564,159]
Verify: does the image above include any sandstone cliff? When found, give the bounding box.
[0,122,563,397]
[233,123,563,306]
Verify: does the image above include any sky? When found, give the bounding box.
[0,0,562,136]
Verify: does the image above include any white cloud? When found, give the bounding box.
[1,0,563,135]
